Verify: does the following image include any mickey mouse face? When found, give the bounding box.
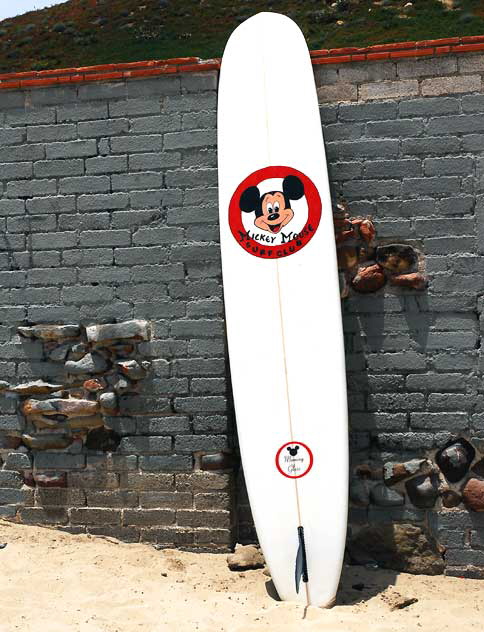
[287,445,300,457]
[256,191,293,234]
[239,175,304,235]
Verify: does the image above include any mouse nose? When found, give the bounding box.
[267,212,280,221]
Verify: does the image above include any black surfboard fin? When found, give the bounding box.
[295,525,308,594]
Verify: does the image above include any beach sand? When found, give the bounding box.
[0,520,482,632]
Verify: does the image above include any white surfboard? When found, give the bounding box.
[217,12,348,607]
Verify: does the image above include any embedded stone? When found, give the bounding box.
[69,438,84,454]
[23,398,99,417]
[4,452,32,470]
[375,244,417,274]
[336,201,349,214]
[359,246,375,262]
[110,343,135,357]
[333,214,352,234]
[33,472,67,488]
[99,392,117,413]
[405,474,439,508]
[359,219,376,244]
[436,439,475,483]
[337,246,358,271]
[83,378,106,393]
[350,478,370,507]
[23,472,35,487]
[85,427,121,452]
[70,388,87,399]
[351,264,386,293]
[384,459,430,485]
[86,320,149,343]
[69,343,88,360]
[471,458,484,477]
[355,464,383,480]
[48,343,72,362]
[441,489,462,508]
[336,228,356,244]
[67,415,104,430]
[8,380,65,395]
[28,414,67,429]
[339,272,349,299]
[370,483,405,507]
[21,433,73,450]
[200,452,235,471]
[472,438,484,453]
[0,436,22,450]
[18,324,80,341]
[116,360,146,380]
[65,352,108,375]
[389,273,427,290]
[349,524,444,574]
[113,376,130,393]
[462,478,484,512]
[227,544,265,571]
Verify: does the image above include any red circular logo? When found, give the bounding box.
[229,166,322,259]
[275,441,314,479]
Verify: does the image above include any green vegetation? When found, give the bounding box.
[1,0,484,73]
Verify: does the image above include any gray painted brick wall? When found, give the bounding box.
[0,53,484,571]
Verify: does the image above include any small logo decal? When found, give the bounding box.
[275,441,313,479]
[229,166,322,259]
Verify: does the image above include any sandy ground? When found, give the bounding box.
[0,521,482,632]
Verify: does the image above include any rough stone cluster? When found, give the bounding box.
[0,320,151,477]
[349,435,484,574]
[334,202,427,297]
[352,437,484,512]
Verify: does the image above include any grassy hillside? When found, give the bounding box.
[2,0,484,73]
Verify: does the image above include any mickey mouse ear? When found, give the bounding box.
[239,186,261,212]
[286,446,291,452]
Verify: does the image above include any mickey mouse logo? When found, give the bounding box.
[275,441,313,479]
[229,166,322,259]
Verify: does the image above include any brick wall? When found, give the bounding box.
[0,71,234,550]
[0,47,484,573]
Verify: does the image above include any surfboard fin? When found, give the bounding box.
[295,525,308,593]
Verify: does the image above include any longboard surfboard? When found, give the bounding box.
[217,12,348,607]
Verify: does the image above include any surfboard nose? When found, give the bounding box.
[223,11,304,50]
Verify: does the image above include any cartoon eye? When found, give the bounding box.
[266,203,273,213]
[274,202,280,211]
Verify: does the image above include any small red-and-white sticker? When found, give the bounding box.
[275,441,313,479]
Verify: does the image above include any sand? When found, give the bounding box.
[0,520,482,632]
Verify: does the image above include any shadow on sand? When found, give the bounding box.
[264,564,399,607]
[335,564,398,606]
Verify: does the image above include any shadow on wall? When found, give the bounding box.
[338,207,448,579]
[235,205,439,593]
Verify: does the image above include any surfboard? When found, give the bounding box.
[217,12,348,607]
